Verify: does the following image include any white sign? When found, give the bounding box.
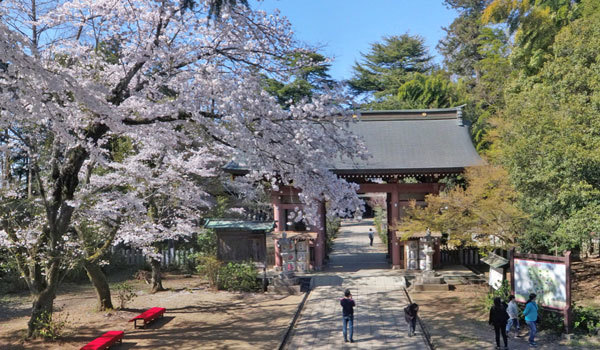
[514,258,567,309]
[489,266,503,290]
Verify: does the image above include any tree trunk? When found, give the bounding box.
[27,289,56,338]
[150,259,165,293]
[83,260,114,310]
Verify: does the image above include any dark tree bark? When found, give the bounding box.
[83,260,114,310]
[150,259,165,293]
[28,289,55,337]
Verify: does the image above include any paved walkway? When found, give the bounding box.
[286,220,428,350]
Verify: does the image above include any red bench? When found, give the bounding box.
[80,330,124,350]
[129,307,166,329]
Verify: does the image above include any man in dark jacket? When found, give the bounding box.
[340,288,355,342]
[489,297,510,349]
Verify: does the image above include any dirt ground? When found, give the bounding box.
[410,284,600,349]
[0,275,303,350]
[572,256,600,308]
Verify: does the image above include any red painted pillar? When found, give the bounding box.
[314,201,326,270]
[391,189,401,269]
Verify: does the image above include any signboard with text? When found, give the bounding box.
[514,258,567,309]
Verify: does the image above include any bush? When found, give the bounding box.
[481,279,512,311]
[196,255,222,289]
[326,217,341,254]
[197,229,217,256]
[573,304,600,335]
[114,282,137,309]
[373,207,387,245]
[33,311,70,340]
[0,254,28,293]
[217,261,260,292]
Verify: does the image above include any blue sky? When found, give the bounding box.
[251,0,458,81]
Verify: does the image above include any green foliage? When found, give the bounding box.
[399,165,527,248]
[496,7,600,253]
[437,0,489,78]
[348,34,433,100]
[196,229,218,257]
[114,282,137,309]
[217,261,260,292]
[373,206,387,245]
[196,255,222,289]
[262,51,334,108]
[0,252,28,293]
[537,308,565,334]
[33,311,70,340]
[482,0,579,75]
[573,304,600,335]
[395,72,466,109]
[482,279,511,311]
[326,217,341,254]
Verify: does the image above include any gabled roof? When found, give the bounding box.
[204,219,275,232]
[333,107,483,175]
[224,107,483,176]
[481,252,509,268]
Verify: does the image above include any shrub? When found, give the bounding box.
[573,304,600,335]
[217,261,260,292]
[197,229,217,256]
[373,207,387,245]
[0,254,28,293]
[481,279,511,312]
[196,255,222,289]
[326,217,341,254]
[33,311,70,340]
[114,282,137,309]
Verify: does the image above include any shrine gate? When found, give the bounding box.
[229,107,483,270]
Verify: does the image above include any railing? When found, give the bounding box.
[440,247,483,266]
[115,247,196,267]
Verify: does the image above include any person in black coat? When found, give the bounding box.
[489,297,510,349]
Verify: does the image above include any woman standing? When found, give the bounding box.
[523,293,539,347]
[489,297,509,349]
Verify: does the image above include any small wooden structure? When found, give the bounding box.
[481,252,509,290]
[396,230,442,270]
[204,220,274,263]
[273,231,317,272]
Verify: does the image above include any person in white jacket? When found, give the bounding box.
[506,295,520,337]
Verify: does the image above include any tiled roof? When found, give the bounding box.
[333,107,483,174]
[204,219,275,232]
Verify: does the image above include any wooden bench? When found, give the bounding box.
[129,307,166,329]
[80,330,124,350]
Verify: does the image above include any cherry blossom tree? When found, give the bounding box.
[0,0,366,336]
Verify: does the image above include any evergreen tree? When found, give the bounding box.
[347,34,433,102]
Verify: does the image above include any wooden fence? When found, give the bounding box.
[440,247,484,266]
[115,247,196,267]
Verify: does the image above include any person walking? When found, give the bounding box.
[340,288,355,343]
[489,297,509,349]
[404,303,419,337]
[523,293,539,347]
[368,228,374,246]
[506,295,520,337]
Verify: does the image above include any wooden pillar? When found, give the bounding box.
[386,193,392,259]
[564,251,572,334]
[391,189,401,269]
[271,191,284,268]
[314,201,326,270]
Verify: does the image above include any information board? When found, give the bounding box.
[514,258,567,309]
